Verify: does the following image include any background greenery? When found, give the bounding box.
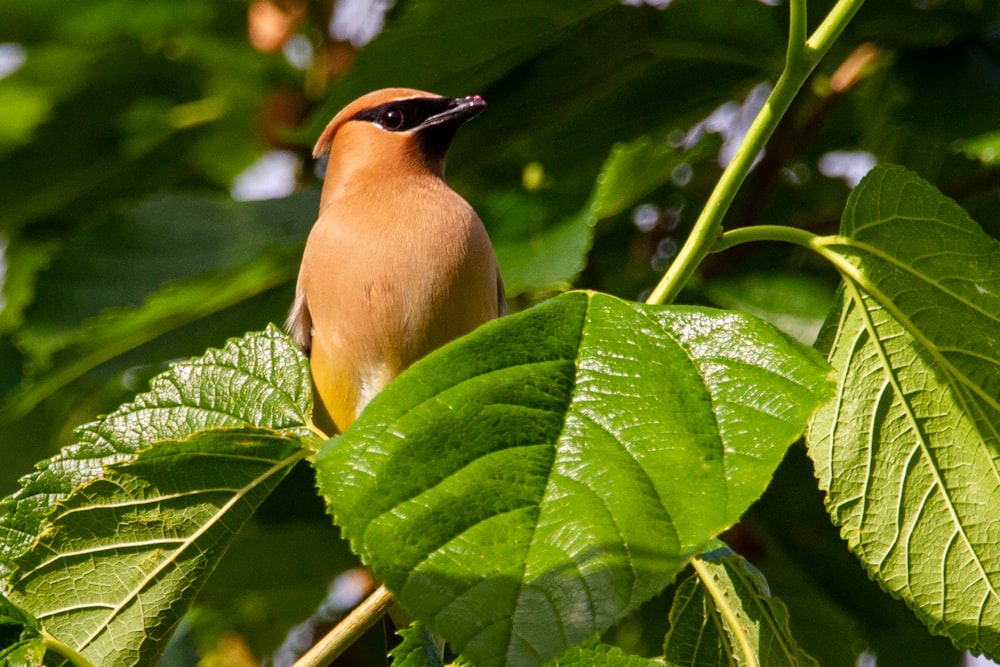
[1,0,998,664]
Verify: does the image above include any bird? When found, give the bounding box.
[287,88,506,436]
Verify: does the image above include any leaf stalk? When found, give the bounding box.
[43,630,96,667]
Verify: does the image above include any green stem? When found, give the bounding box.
[291,584,395,667]
[714,224,819,254]
[807,0,867,54]
[786,0,808,67]
[645,0,866,306]
[43,631,96,667]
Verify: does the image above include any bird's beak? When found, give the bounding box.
[421,95,487,129]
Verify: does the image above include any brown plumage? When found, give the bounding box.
[287,88,505,435]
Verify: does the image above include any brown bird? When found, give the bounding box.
[287,88,506,435]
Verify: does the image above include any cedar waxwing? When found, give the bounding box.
[287,88,506,435]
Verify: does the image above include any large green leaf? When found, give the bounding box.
[4,428,307,666]
[317,291,833,667]
[663,545,817,667]
[0,325,315,577]
[806,164,1000,657]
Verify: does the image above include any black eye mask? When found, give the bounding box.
[350,97,458,132]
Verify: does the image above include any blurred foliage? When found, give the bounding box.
[0,0,998,664]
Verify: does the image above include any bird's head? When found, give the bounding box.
[313,88,486,181]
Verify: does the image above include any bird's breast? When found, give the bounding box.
[304,177,499,379]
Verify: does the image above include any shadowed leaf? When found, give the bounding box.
[664,545,817,667]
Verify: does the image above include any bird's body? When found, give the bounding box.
[288,88,504,434]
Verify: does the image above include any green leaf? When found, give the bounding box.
[741,446,963,667]
[546,636,667,666]
[701,271,837,346]
[2,192,317,421]
[0,594,39,633]
[587,135,713,223]
[663,545,817,667]
[0,635,45,666]
[806,164,1000,657]
[316,291,833,667]
[489,201,593,296]
[0,594,45,666]
[0,237,59,335]
[4,428,306,667]
[300,0,621,141]
[389,621,444,667]
[489,135,709,295]
[0,325,314,578]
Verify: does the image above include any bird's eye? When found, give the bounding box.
[382,109,404,130]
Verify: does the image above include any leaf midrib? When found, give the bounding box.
[819,234,1000,326]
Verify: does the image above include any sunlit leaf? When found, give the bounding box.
[741,447,963,667]
[317,290,832,667]
[0,325,314,578]
[4,428,307,666]
[807,164,1000,657]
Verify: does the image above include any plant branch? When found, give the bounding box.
[291,584,396,667]
[645,0,866,306]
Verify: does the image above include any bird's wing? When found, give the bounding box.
[286,284,313,354]
[496,271,508,317]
